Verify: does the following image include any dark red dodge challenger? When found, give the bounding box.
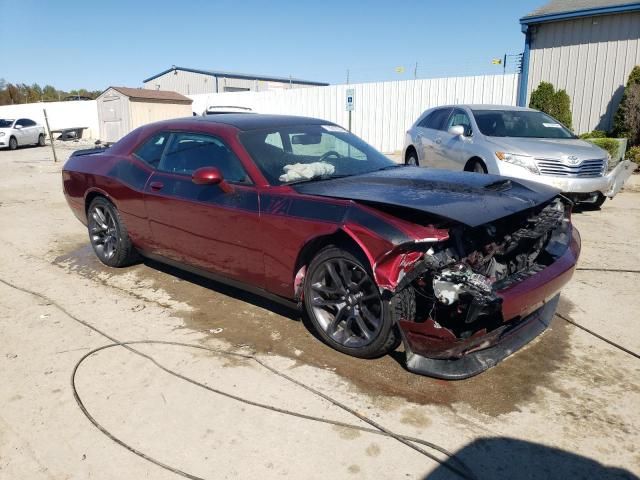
[62,114,580,379]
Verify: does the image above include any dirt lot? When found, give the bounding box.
[1,144,639,479]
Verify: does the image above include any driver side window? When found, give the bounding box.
[159,132,250,184]
[446,110,472,136]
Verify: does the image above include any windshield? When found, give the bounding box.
[472,110,576,139]
[239,124,396,185]
[0,119,15,128]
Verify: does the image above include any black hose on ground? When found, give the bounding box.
[0,277,477,480]
[576,267,640,274]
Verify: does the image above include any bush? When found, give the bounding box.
[585,138,619,159]
[529,81,573,130]
[579,130,607,139]
[612,65,640,146]
[626,146,640,166]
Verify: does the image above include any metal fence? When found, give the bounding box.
[190,74,519,153]
[0,100,99,139]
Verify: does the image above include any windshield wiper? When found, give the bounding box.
[283,174,352,186]
[376,164,403,171]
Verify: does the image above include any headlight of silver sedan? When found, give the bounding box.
[0,132,5,137]
[495,151,540,175]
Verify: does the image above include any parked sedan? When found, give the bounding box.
[0,118,46,150]
[62,114,580,379]
[403,105,634,208]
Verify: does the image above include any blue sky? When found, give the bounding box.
[1,0,542,90]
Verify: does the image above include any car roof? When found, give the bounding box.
[185,114,334,131]
[434,104,537,112]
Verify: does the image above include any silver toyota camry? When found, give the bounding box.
[403,105,634,208]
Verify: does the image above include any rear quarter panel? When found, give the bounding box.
[62,152,153,247]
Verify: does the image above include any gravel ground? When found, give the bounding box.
[0,144,638,479]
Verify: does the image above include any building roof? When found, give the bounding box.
[143,66,329,86]
[102,87,193,103]
[521,0,640,24]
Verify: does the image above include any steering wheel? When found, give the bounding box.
[318,150,342,162]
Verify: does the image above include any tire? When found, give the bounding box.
[38,134,45,147]
[9,136,17,150]
[87,197,138,267]
[465,159,487,174]
[583,193,607,210]
[405,149,419,166]
[303,246,398,358]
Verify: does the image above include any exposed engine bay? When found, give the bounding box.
[393,197,570,341]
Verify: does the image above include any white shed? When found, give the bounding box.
[97,87,193,142]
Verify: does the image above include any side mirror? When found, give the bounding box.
[192,167,233,193]
[14,125,22,130]
[448,125,465,137]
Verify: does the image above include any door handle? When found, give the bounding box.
[150,181,164,191]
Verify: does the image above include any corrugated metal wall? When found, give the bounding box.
[527,11,640,134]
[189,74,519,152]
[144,70,318,95]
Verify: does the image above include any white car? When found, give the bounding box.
[403,105,634,208]
[0,118,46,150]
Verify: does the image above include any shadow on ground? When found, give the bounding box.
[426,437,638,480]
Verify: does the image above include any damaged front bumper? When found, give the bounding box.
[398,226,580,379]
[503,160,635,198]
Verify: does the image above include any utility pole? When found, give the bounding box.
[346,69,350,84]
[414,62,418,79]
[503,53,507,74]
[43,109,58,163]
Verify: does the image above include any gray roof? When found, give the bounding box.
[522,0,640,20]
[143,66,328,86]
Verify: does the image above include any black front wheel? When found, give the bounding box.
[9,137,17,150]
[38,134,46,146]
[303,247,398,358]
[405,151,419,166]
[87,197,138,267]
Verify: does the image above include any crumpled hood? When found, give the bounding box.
[487,136,608,161]
[293,167,560,227]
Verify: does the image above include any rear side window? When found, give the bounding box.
[418,108,452,130]
[134,133,169,168]
[159,132,250,184]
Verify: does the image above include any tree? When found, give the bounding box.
[529,81,573,130]
[612,65,640,145]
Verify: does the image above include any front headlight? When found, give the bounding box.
[495,151,539,175]
[0,132,5,137]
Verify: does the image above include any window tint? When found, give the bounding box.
[159,132,250,183]
[264,132,284,150]
[15,119,26,127]
[419,108,452,130]
[472,110,576,139]
[134,132,169,168]
[446,109,472,136]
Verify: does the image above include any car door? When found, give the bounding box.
[14,119,30,145]
[438,108,474,170]
[143,130,263,287]
[416,108,452,168]
[24,119,39,144]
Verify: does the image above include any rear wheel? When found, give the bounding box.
[38,134,45,146]
[9,137,17,150]
[87,197,138,267]
[303,246,398,358]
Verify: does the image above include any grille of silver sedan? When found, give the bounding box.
[534,158,607,177]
